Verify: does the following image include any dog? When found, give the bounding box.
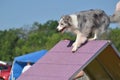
[57,1,120,53]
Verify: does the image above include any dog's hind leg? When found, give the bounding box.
[88,33,98,41]
[88,29,100,41]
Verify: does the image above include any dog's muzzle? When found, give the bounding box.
[57,27,66,33]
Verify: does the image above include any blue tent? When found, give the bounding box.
[10,50,47,80]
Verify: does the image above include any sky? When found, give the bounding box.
[0,0,119,30]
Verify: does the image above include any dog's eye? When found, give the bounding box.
[61,23,64,25]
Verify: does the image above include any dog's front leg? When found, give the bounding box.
[72,32,87,53]
[72,34,80,53]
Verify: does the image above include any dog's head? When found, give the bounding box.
[57,15,72,33]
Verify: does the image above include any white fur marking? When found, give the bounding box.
[70,15,78,28]
[57,18,63,31]
[88,33,97,41]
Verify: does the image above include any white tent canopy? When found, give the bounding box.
[0,61,7,65]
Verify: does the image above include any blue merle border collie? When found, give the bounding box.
[57,2,120,53]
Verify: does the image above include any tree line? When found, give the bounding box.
[0,20,120,61]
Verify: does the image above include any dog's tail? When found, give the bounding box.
[109,1,120,23]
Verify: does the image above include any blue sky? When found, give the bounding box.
[0,0,119,30]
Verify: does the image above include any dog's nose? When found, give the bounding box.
[56,27,58,30]
[56,28,59,32]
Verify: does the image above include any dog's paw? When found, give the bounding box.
[72,46,78,53]
[88,38,96,41]
[72,49,77,53]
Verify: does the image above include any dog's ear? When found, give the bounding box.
[63,15,72,26]
[61,15,65,18]
[62,15,72,22]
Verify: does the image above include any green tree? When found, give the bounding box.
[108,28,120,51]
[0,20,119,61]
